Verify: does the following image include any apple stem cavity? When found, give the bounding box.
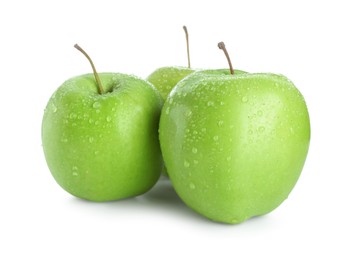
[74,44,105,94]
[183,25,191,68]
[218,42,234,75]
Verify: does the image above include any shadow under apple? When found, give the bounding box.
[67,177,275,227]
[67,176,208,223]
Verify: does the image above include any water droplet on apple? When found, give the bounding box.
[95,121,99,125]
[192,147,198,154]
[189,182,196,190]
[207,101,214,106]
[69,113,77,119]
[186,111,192,117]
[89,137,94,143]
[52,104,57,113]
[72,166,78,176]
[89,119,94,124]
[201,128,207,133]
[169,98,174,104]
[241,96,248,103]
[185,128,190,133]
[184,160,190,168]
[258,126,265,133]
[220,101,225,106]
[193,130,198,135]
[227,156,232,161]
[217,120,224,127]
[93,102,101,109]
[213,135,219,141]
[61,138,68,143]
[165,107,170,115]
[230,218,238,223]
[94,151,99,155]
[257,110,263,116]
[193,160,199,165]
[248,129,253,135]
[106,116,112,122]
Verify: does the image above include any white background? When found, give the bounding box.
[1,0,351,259]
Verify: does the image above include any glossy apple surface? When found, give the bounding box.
[147,66,195,176]
[159,70,310,223]
[42,73,163,201]
[147,66,195,102]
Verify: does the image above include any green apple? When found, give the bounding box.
[147,66,195,101]
[147,26,196,177]
[147,26,195,102]
[159,42,310,224]
[42,44,163,202]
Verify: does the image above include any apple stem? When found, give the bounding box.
[218,42,234,75]
[183,26,191,68]
[74,44,104,94]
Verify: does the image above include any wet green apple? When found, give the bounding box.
[159,42,310,224]
[147,66,195,101]
[147,26,195,102]
[148,26,195,176]
[42,45,163,201]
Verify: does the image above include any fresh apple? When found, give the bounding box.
[147,66,194,101]
[159,42,310,224]
[42,44,163,201]
[147,26,196,177]
[147,26,195,102]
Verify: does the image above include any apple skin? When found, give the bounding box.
[42,73,163,202]
[159,71,310,224]
[147,66,195,176]
[149,68,246,176]
[147,66,195,102]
